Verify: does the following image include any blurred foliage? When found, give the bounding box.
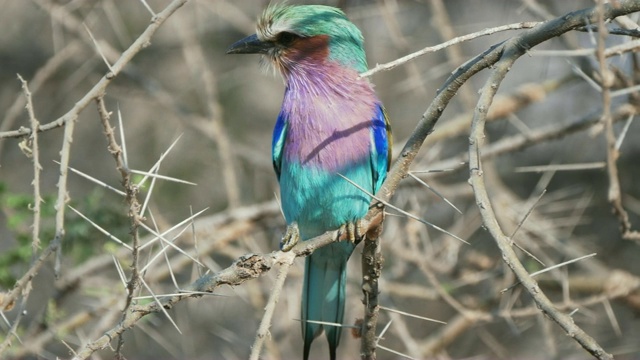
[0,183,128,287]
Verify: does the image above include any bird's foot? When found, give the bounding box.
[280,222,300,252]
[339,220,365,244]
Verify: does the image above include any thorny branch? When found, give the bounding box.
[95,96,144,357]
[464,1,640,359]
[596,0,640,242]
[0,76,43,353]
[0,0,189,140]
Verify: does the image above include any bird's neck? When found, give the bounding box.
[282,59,375,112]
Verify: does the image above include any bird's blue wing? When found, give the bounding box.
[370,103,392,193]
[272,110,288,180]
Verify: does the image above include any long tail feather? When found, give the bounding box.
[302,242,354,360]
[324,259,346,360]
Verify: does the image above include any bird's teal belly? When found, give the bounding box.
[279,160,373,240]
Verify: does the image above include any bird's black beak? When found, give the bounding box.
[226,34,272,54]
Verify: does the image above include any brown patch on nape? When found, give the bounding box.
[286,35,330,63]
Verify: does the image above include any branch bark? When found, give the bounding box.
[464,1,640,359]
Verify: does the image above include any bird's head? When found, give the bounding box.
[227,4,368,75]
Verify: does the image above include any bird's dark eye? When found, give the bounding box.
[277,32,300,46]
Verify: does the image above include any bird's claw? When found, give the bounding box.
[280,222,300,252]
[340,220,364,244]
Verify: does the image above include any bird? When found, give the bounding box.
[227,4,391,359]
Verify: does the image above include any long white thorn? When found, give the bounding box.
[112,255,128,290]
[408,172,462,214]
[140,166,160,217]
[377,344,417,360]
[133,291,224,300]
[294,319,359,329]
[136,134,184,188]
[338,174,468,244]
[139,207,208,251]
[138,276,182,334]
[139,0,156,16]
[615,113,634,151]
[56,161,125,196]
[502,253,597,292]
[379,305,447,324]
[83,23,113,72]
[130,169,197,186]
[376,319,393,345]
[139,222,205,270]
[68,206,132,250]
[117,104,128,168]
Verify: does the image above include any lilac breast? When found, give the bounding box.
[281,61,378,171]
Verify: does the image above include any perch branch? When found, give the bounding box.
[360,222,384,360]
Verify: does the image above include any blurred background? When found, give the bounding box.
[1,0,640,359]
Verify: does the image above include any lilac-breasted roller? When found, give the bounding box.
[227,4,391,359]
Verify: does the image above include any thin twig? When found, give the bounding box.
[427,104,636,175]
[249,251,296,360]
[501,253,598,292]
[361,22,540,77]
[0,0,189,139]
[0,75,43,353]
[515,162,606,172]
[598,0,640,242]
[96,96,143,357]
[428,0,476,109]
[0,41,81,158]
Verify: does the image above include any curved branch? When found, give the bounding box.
[0,0,189,140]
[465,1,640,359]
[361,22,539,78]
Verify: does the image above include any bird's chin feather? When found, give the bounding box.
[259,53,290,83]
[258,56,275,76]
